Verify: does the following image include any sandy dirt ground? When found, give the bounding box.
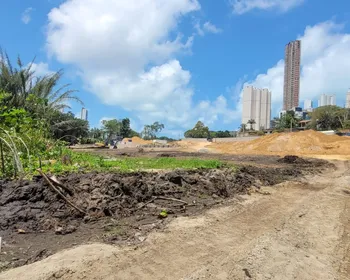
[1,160,349,280]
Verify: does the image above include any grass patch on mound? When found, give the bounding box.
[39,151,225,174]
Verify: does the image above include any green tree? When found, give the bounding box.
[89,128,103,140]
[309,106,345,131]
[216,130,231,137]
[141,121,165,139]
[50,111,89,141]
[120,118,131,138]
[184,121,210,138]
[239,123,247,133]
[276,111,300,130]
[0,51,83,133]
[102,119,121,139]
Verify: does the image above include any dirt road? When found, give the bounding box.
[1,161,350,280]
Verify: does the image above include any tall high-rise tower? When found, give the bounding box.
[346,89,350,109]
[81,108,88,121]
[283,40,301,110]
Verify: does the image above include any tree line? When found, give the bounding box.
[184,121,232,138]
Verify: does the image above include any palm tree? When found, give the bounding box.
[239,124,247,133]
[247,119,256,130]
[0,50,83,130]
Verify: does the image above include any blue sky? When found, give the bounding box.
[1,0,350,137]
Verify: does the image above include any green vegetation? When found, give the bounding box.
[0,51,226,178]
[247,119,256,130]
[184,121,234,138]
[274,111,300,130]
[39,148,224,174]
[309,105,350,131]
[184,121,210,138]
[141,121,165,140]
[0,51,88,177]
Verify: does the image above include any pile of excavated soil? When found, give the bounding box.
[0,168,298,233]
[121,136,152,145]
[0,166,302,271]
[212,131,350,156]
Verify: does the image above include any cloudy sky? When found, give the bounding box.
[2,0,350,136]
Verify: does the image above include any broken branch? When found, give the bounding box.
[138,198,156,209]
[153,196,188,204]
[37,169,87,215]
[49,175,74,196]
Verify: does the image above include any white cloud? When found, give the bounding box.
[21,7,34,24]
[203,22,222,34]
[230,0,304,14]
[29,62,55,77]
[46,0,236,130]
[194,21,222,36]
[240,21,350,115]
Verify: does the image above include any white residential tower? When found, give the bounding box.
[318,94,336,107]
[346,89,350,108]
[304,99,313,111]
[81,108,88,121]
[242,86,271,130]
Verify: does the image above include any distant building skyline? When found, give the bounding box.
[318,94,336,107]
[346,90,350,109]
[304,99,313,111]
[283,40,301,110]
[81,108,88,121]
[242,86,271,130]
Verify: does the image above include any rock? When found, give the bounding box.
[55,225,77,235]
[65,225,77,234]
[138,236,146,242]
[55,226,64,235]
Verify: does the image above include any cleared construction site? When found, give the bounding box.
[1,131,350,280]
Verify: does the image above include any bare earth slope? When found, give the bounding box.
[211,130,350,157]
[1,161,350,280]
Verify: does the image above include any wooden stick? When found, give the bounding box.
[138,197,156,209]
[49,175,74,196]
[153,196,188,204]
[37,169,87,215]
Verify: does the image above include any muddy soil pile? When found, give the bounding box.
[212,130,350,156]
[0,167,300,233]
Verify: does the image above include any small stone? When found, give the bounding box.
[138,236,146,242]
[55,227,63,234]
[65,225,77,234]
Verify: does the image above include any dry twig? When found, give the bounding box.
[37,169,87,215]
[153,196,188,204]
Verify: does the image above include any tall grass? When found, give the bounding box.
[0,129,24,175]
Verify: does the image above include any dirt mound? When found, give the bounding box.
[0,244,118,280]
[0,166,301,271]
[278,155,310,164]
[212,131,350,156]
[121,136,152,145]
[1,168,293,233]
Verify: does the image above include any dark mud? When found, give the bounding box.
[0,163,325,272]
